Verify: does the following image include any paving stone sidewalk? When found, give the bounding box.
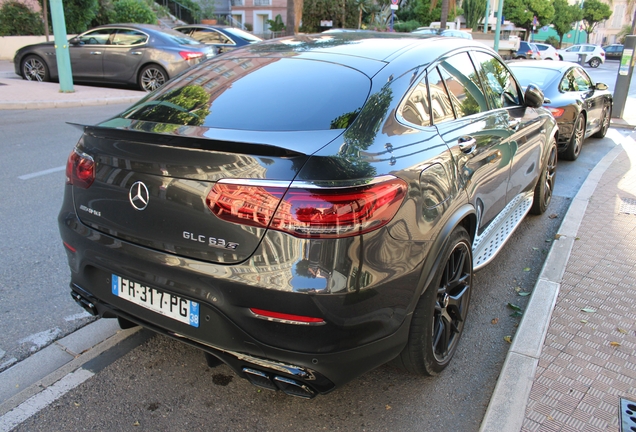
[522,142,636,431]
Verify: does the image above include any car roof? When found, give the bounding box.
[508,59,581,73]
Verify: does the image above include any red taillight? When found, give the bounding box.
[65,149,95,189]
[249,308,325,325]
[63,241,76,253]
[180,51,204,61]
[206,177,407,239]
[545,106,565,118]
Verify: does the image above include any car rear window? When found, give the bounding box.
[123,57,371,131]
[508,66,561,89]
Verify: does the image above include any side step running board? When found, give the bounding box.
[472,192,534,271]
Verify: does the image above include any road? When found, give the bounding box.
[0,61,632,430]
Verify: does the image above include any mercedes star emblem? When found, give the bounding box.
[129,181,150,211]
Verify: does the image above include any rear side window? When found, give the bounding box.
[427,67,455,124]
[438,52,488,118]
[123,58,371,131]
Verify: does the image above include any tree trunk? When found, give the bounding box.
[440,0,449,30]
[286,0,295,35]
[294,0,303,32]
[342,0,346,28]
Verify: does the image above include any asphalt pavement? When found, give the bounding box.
[1,59,635,432]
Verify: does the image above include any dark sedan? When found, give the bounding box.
[60,33,558,398]
[509,60,612,160]
[14,24,214,91]
[603,44,624,60]
[173,25,263,54]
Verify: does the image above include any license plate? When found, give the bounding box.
[111,275,199,327]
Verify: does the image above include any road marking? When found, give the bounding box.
[0,368,94,432]
[18,166,65,180]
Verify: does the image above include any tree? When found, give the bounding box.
[430,0,456,30]
[286,0,303,34]
[581,0,612,42]
[502,0,555,41]
[463,0,487,31]
[551,0,583,48]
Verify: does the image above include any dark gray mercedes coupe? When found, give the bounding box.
[59,32,558,398]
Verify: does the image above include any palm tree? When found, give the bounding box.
[431,0,456,30]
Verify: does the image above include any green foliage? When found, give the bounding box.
[0,1,43,36]
[551,0,583,47]
[38,0,98,33]
[463,0,487,31]
[617,24,632,44]
[199,0,215,19]
[267,14,286,32]
[301,0,357,32]
[393,20,422,32]
[90,0,116,27]
[582,0,612,42]
[544,35,559,48]
[112,0,157,24]
[502,0,554,40]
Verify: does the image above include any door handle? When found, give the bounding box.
[458,136,476,153]
[89,51,102,55]
[131,51,142,55]
[508,118,520,130]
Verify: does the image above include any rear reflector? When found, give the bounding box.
[206,176,407,239]
[545,106,565,118]
[249,308,326,325]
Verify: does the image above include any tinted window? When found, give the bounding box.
[79,29,112,45]
[123,58,371,131]
[112,29,147,46]
[509,66,561,89]
[438,52,488,118]
[470,51,521,108]
[399,80,431,127]
[191,29,232,44]
[560,68,592,92]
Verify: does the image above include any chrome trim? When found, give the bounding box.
[249,310,326,326]
[216,174,400,190]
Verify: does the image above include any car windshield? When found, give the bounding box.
[122,57,371,131]
[508,66,561,88]
[224,28,263,43]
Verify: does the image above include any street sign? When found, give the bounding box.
[390,4,398,9]
[391,0,398,4]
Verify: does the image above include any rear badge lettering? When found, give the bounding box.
[183,231,238,250]
[79,204,101,217]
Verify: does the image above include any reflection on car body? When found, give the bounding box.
[60,32,558,398]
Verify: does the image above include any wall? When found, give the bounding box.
[0,36,49,60]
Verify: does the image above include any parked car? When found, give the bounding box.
[556,44,605,68]
[603,43,624,60]
[514,41,541,59]
[534,42,560,60]
[174,25,263,54]
[60,32,558,398]
[411,28,472,39]
[508,60,612,161]
[14,24,214,92]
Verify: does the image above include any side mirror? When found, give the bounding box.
[595,82,609,91]
[69,37,82,45]
[524,84,544,109]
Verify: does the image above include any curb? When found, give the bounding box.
[479,138,628,432]
[0,319,148,421]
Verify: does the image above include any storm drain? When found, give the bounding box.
[620,397,636,432]
[619,198,636,215]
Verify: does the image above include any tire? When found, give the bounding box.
[397,226,473,376]
[588,57,601,68]
[592,104,611,138]
[562,113,585,161]
[139,64,168,92]
[21,55,50,82]
[530,139,557,215]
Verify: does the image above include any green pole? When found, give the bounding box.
[49,0,74,92]
[493,0,504,52]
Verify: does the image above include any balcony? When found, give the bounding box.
[253,0,271,5]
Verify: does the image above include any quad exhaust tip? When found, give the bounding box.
[242,368,316,399]
[71,291,98,316]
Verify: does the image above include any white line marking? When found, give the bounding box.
[0,368,94,432]
[18,166,65,180]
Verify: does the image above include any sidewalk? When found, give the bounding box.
[481,133,636,431]
[0,60,143,109]
[1,58,636,431]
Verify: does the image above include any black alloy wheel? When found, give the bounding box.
[589,57,601,68]
[592,105,611,138]
[562,114,585,161]
[22,55,49,82]
[139,64,168,92]
[397,226,473,376]
[530,139,557,215]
